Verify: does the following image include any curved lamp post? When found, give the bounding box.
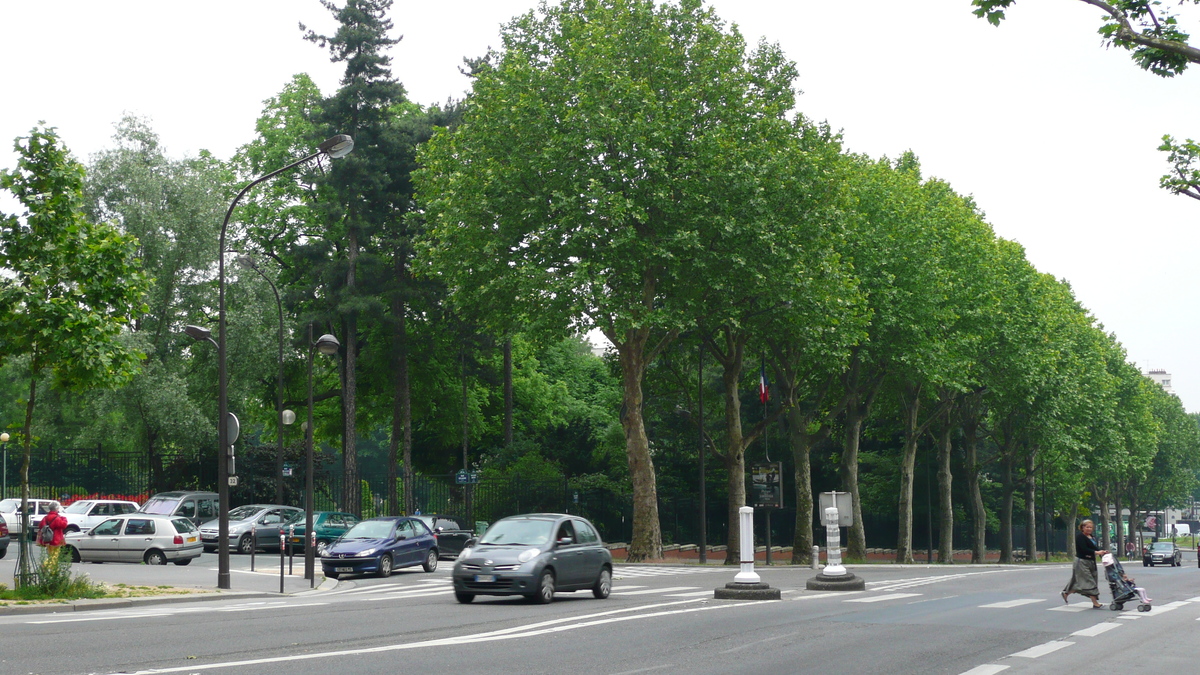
[305,327,341,585]
[213,134,353,590]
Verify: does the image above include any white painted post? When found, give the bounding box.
[734,506,760,584]
[811,545,820,570]
[824,506,846,577]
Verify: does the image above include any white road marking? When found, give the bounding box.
[360,590,451,601]
[664,591,716,597]
[27,601,329,624]
[868,570,1011,592]
[958,666,1009,675]
[718,633,790,654]
[792,591,863,600]
[1009,640,1074,658]
[612,566,727,578]
[1119,600,1186,617]
[1187,596,1200,602]
[609,665,674,675]
[1048,602,1094,612]
[845,592,921,603]
[980,599,1044,609]
[1072,622,1121,637]
[614,586,700,596]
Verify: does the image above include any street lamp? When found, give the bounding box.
[237,255,287,504]
[213,133,354,590]
[305,326,341,585]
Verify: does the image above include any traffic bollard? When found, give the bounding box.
[811,545,819,570]
[733,506,760,584]
[310,530,317,588]
[250,524,256,571]
[279,532,286,593]
[288,524,295,575]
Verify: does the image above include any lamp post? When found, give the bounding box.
[1,432,8,500]
[211,134,352,590]
[305,326,341,585]
[238,255,287,504]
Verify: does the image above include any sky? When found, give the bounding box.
[2,1,1198,410]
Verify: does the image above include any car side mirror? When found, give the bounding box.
[434,526,444,533]
[87,531,96,537]
[464,537,477,548]
[395,534,407,541]
[557,537,574,546]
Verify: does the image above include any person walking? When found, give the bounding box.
[37,501,68,564]
[1062,519,1104,608]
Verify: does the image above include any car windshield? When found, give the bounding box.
[1150,543,1174,551]
[140,497,180,515]
[0,499,20,512]
[64,501,92,514]
[479,519,553,546]
[284,511,305,525]
[343,520,395,539]
[228,506,263,521]
[413,516,436,528]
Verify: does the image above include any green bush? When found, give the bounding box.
[0,550,105,601]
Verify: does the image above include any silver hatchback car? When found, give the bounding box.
[64,514,203,565]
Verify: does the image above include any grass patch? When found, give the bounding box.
[0,551,106,601]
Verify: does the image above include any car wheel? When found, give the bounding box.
[315,540,330,557]
[530,569,555,604]
[422,549,438,573]
[593,566,612,599]
[174,558,192,566]
[377,553,393,578]
[326,572,340,580]
[0,548,6,560]
[455,591,475,604]
[68,546,81,563]
[204,545,216,553]
[145,549,168,565]
[237,535,255,555]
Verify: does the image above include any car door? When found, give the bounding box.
[572,518,604,581]
[391,519,421,565]
[256,509,287,549]
[119,518,157,561]
[435,518,468,557]
[83,518,126,562]
[552,520,583,586]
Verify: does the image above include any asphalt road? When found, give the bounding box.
[2,556,1199,675]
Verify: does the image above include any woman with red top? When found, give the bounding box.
[38,501,68,562]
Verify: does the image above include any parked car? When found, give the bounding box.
[412,514,474,559]
[321,516,438,579]
[0,513,9,559]
[1143,541,1182,566]
[139,491,218,526]
[0,498,57,536]
[64,514,203,565]
[451,513,612,604]
[199,504,303,554]
[60,499,140,533]
[284,511,359,556]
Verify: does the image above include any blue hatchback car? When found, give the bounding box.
[321,516,439,579]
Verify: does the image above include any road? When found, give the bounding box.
[2,555,1198,674]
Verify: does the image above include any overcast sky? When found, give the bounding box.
[2,1,1198,410]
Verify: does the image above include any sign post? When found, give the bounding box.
[751,462,782,565]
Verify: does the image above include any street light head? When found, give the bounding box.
[235,254,258,271]
[315,333,341,356]
[282,409,296,426]
[0,433,8,443]
[318,134,354,159]
[183,324,213,342]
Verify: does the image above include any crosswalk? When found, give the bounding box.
[612,565,729,578]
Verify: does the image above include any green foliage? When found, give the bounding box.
[0,551,105,600]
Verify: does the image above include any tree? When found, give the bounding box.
[416,0,805,560]
[0,125,149,585]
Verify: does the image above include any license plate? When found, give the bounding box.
[187,537,197,543]
[336,566,354,572]
[474,574,496,583]
[290,537,302,544]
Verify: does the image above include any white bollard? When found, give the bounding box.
[733,505,760,584]
[823,506,846,577]
[811,545,820,570]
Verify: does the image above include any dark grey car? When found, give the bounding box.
[451,513,612,604]
[199,504,303,554]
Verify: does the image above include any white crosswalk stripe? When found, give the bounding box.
[845,592,921,603]
[613,586,700,596]
[867,570,1009,592]
[980,599,1044,609]
[612,565,728,578]
[1048,602,1095,612]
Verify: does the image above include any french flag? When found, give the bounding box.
[758,363,769,404]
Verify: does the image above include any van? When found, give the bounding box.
[138,491,219,526]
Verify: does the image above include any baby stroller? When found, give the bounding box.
[1100,552,1151,612]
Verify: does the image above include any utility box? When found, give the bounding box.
[819,491,853,527]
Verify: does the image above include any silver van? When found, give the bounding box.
[138,491,219,526]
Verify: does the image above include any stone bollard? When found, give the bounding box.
[805,505,865,591]
[714,506,781,600]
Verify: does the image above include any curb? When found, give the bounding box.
[0,590,281,616]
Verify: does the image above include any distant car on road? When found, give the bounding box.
[285,511,359,556]
[321,516,438,579]
[0,513,9,559]
[199,504,303,554]
[451,513,612,604]
[60,499,140,533]
[64,514,203,565]
[1143,541,1182,566]
[412,514,474,559]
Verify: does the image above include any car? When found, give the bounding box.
[0,498,57,536]
[1143,541,1182,566]
[412,514,475,559]
[0,513,9,559]
[284,511,360,556]
[451,513,612,604]
[198,504,303,554]
[321,516,439,579]
[59,499,141,533]
[63,513,203,565]
[139,491,219,526]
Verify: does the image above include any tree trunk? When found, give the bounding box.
[1065,504,1079,559]
[17,375,38,587]
[390,277,411,516]
[1024,450,1037,562]
[719,339,747,561]
[896,384,921,564]
[788,407,816,565]
[1097,489,1112,551]
[841,398,868,561]
[617,333,662,561]
[342,228,360,517]
[937,421,954,563]
[1114,491,1124,560]
[999,454,1013,563]
[504,339,513,448]
[964,413,986,564]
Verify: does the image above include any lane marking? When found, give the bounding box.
[980,599,1044,609]
[1048,602,1093,612]
[1072,622,1121,637]
[958,666,1009,675]
[1119,600,1186,618]
[360,591,451,601]
[613,586,699,596]
[664,591,716,597]
[868,570,1012,592]
[27,602,329,624]
[845,592,921,603]
[1009,640,1073,658]
[792,591,863,600]
[718,633,790,654]
[610,665,674,675]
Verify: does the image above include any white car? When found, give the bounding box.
[0,498,57,535]
[60,499,140,533]
[64,514,203,565]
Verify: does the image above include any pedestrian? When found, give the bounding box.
[37,501,68,564]
[1125,539,1135,559]
[1062,519,1104,609]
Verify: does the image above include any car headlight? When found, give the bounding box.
[458,547,471,559]
[518,548,541,563]
[357,548,376,557]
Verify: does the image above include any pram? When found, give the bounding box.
[1100,552,1152,612]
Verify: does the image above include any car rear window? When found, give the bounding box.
[172,518,197,534]
[125,519,156,535]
